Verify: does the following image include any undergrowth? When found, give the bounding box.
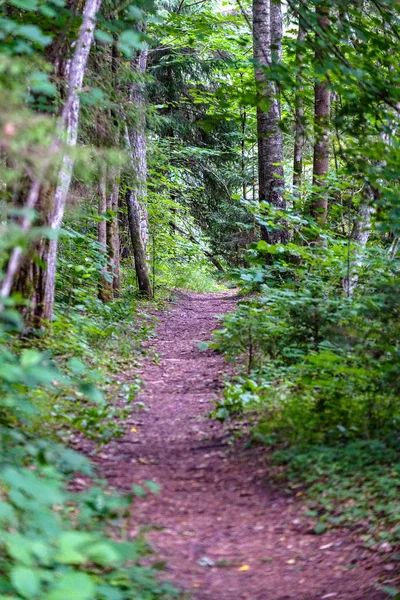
[154,261,225,294]
[209,226,400,552]
[272,440,400,545]
[0,274,180,599]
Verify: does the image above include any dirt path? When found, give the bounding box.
[97,292,386,600]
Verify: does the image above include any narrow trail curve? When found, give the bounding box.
[97,292,385,600]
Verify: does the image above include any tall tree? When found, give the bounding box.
[1,0,101,323]
[253,0,288,244]
[293,20,306,198]
[311,3,331,223]
[125,47,152,297]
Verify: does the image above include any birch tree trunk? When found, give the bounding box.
[311,4,331,223]
[2,0,101,323]
[98,172,120,301]
[342,196,374,296]
[293,22,306,198]
[128,49,149,251]
[124,47,152,297]
[98,175,113,302]
[124,121,152,297]
[42,0,101,321]
[253,0,288,244]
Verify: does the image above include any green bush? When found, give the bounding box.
[0,303,179,600]
[211,238,400,542]
[213,248,400,443]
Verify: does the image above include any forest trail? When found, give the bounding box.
[95,293,385,600]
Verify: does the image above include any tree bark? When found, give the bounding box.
[128,49,149,251]
[311,5,331,223]
[293,21,306,198]
[124,121,152,297]
[126,189,152,296]
[108,174,121,296]
[123,47,152,297]
[2,0,101,323]
[42,0,101,321]
[253,0,288,244]
[342,196,374,296]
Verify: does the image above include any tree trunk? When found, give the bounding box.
[98,175,113,302]
[123,47,152,297]
[240,106,247,200]
[342,196,374,296]
[108,174,121,296]
[2,0,101,323]
[311,5,331,223]
[126,189,152,296]
[124,120,152,297]
[293,21,306,198]
[128,49,149,251]
[253,0,287,244]
[42,0,101,321]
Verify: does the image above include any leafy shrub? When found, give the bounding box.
[213,247,400,443]
[0,302,178,600]
[211,238,400,542]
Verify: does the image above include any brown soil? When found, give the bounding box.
[94,292,388,600]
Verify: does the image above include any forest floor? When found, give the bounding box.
[92,292,388,600]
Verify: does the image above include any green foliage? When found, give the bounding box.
[0,305,179,600]
[211,201,400,541]
[214,243,400,440]
[273,439,400,545]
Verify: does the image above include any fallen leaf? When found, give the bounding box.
[320,543,333,550]
[286,559,296,565]
[131,427,137,432]
[238,564,250,571]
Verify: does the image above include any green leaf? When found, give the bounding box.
[0,501,17,525]
[10,567,40,598]
[67,357,86,376]
[380,587,400,598]
[20,349,42,368]
[94,30,113,44]
[78,383,103,403]
[96,586,124,600]
[198,342,209,351]
[145,481,160,494]
[314,522,326,535]
[44,573,95,600]
[5,534,34,566]
[30,72,57,97]
[132,485,146,497]
[86,542,120,566]
[118,30,145,56]
[9,0,37,8]
[17,24,52,46]
[256,240,269,251]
